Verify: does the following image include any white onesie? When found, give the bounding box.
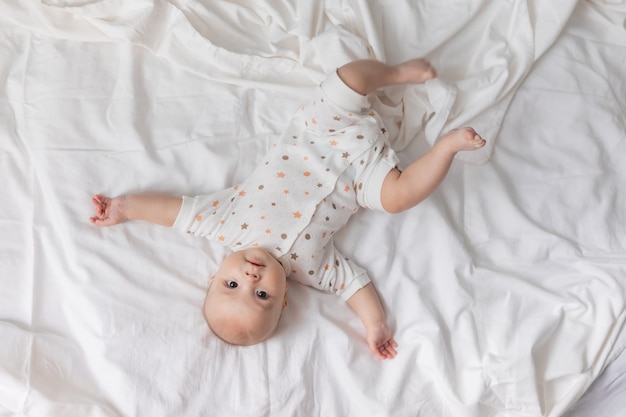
[172,71,399,301]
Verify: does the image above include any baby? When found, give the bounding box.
[90,58,485,360]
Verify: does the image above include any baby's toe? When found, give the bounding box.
[473,135,486,147]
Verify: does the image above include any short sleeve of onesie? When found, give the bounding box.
[287,241,371,301]
[172,194,224,237]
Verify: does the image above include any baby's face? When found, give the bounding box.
[203,248,288,345]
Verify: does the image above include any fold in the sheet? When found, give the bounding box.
[38,0,579,164]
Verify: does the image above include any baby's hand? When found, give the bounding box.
[365,321,398,360]
[90,194,128,227]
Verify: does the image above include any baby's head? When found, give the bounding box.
[203,248,288,345]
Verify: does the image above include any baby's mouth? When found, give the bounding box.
[247,259,265,267]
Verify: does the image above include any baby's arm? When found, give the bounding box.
[346,283,398,360]
[381,127,485,213]
[90,194,182,227]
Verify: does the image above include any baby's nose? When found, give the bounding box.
[244,270,260,280]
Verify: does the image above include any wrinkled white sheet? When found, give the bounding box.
[1,0,625,416]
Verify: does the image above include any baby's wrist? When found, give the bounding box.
[364,317,387,331]
[117,195,130,221]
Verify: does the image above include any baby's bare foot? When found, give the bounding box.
[440,127,486,153]
[398,58,437,83]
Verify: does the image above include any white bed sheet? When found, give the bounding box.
[1,0,625,416]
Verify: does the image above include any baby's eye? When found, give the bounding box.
[256,290,268,299]
[226,280,238,288]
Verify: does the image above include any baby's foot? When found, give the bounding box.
[439,127,486,153]
[398,58,437,84]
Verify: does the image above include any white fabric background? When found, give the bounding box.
[1,1,625,416]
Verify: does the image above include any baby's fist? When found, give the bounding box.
[90,194,128,227]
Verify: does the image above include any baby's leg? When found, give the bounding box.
[380,127,485,213]
[337,58,437,96]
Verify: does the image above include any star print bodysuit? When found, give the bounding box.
[172,71,399,301]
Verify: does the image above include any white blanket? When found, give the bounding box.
[1,0,625,416]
